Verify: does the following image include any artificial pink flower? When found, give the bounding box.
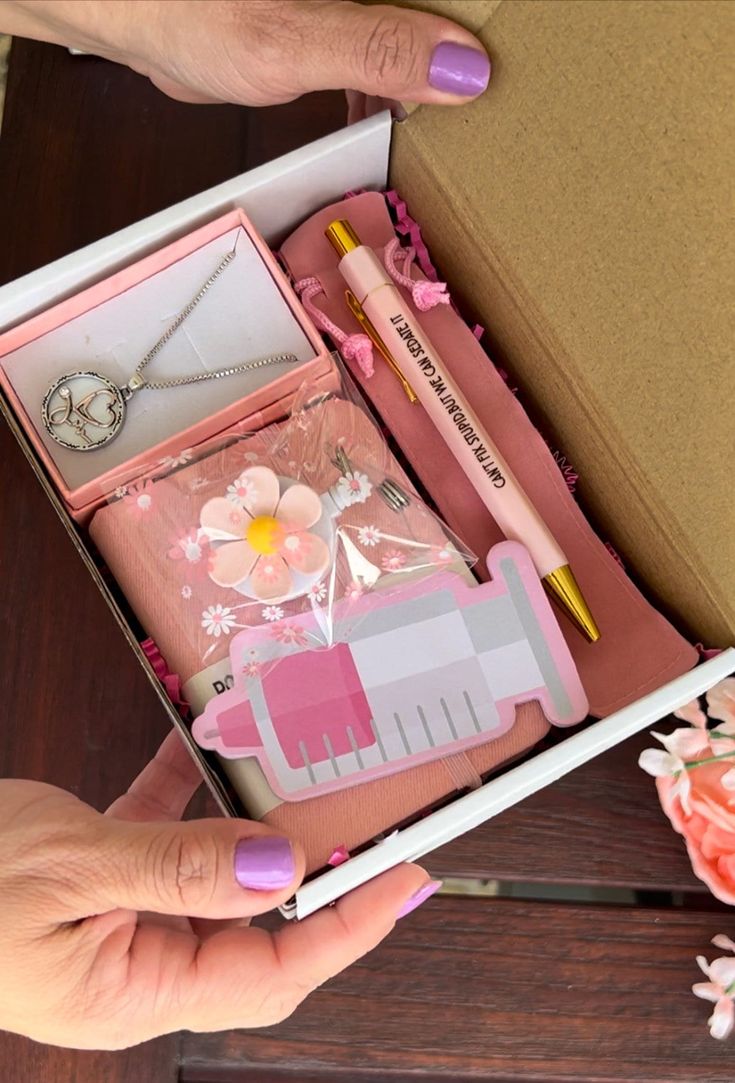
[640,680,735,904]
[674,678,735,730]
[242,660,262,678]
[702,681,735,765]
[639,723,714,816]
[707,679,735,729]
[654,755,735,905]
[674,697,708,729]
[381,549,407,573]
[199,467,329,603]
[694,936,735,1039]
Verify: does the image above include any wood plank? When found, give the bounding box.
[0,1033,177,1083]
[423,727,709,892]
[0,39,345,279]
[181,897,735,1082]
[0,30,727,1083]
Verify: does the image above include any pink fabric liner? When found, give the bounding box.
[384,190,583,502]
[95,189,701,872]
[279,191,698,718]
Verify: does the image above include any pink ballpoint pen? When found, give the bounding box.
[327,219,600,643]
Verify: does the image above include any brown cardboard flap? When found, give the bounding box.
[391,0,735,642]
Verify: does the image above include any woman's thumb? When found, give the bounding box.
[296,1,491,103]
[95,818,305,919]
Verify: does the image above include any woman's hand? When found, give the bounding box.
[0,730,431,1049]
[1,0,490,107]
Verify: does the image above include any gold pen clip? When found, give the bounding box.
[345,290,418,403]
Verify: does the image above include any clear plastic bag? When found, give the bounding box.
[93,359,475,692]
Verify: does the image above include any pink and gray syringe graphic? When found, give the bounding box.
[192,542,589,800]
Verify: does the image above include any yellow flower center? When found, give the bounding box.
[246,515,284,555]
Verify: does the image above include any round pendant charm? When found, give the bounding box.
[41,371,126,451]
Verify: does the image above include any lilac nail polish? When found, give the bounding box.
[234,836,294,891]
[429,43,491,97]
[397,879,443,919]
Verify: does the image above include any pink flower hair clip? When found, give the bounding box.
[199,463,373,605]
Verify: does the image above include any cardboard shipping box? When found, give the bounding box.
[0,0,733,915]
[391,0,735,645]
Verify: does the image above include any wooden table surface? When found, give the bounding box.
[0,39,732,1083]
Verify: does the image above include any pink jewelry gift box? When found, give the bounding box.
[0,209,334,522]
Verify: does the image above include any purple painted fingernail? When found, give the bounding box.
[429,43,491,97]
[397,879,443,919]
[234,836,294,891]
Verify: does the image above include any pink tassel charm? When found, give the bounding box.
[294,276,375,378]
[340,333,375,377]
[384,237,450,311]
[411,278,450,312]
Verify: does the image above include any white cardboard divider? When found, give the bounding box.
[290,649,735,918]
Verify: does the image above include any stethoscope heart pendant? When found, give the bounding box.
[41,371,126,451]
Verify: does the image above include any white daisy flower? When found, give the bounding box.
[337,471,372,505]
[357,524,381,547]
[381,549,407,573]
[309,581,327,603]
[201,604,237,637]
[160,449,193,470]
[226,473,258,509]
[182,536,204,564]
[243,451,260,464]
[181,585,192,600]
[114,485,128,499]
[262,605,285,622]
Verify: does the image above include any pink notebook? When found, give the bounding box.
[91,396,553,870]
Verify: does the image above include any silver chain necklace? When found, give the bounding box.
[41,248,299,452]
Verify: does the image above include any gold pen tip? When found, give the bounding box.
[543,565,601,643]
[326,219,361,258]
